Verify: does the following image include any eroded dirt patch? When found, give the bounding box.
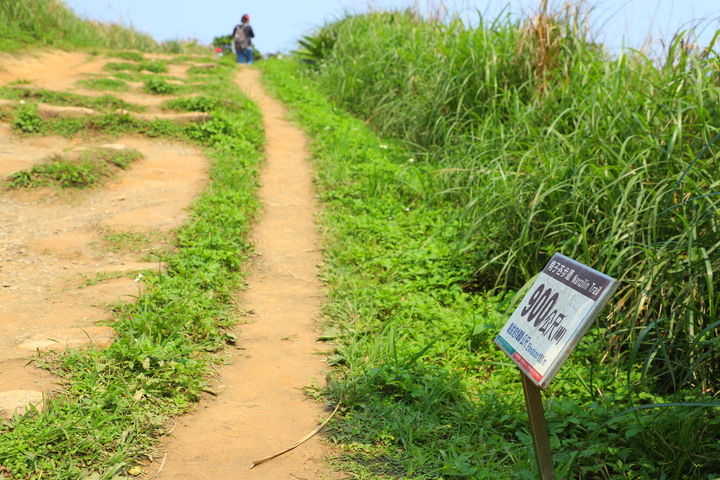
[0,49,209,404]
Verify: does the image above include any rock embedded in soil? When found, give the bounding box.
[0,389,44,419]
[131,111,211,124]
[37,103,97,119]
[16,326,115,354]
[1,99,210,125]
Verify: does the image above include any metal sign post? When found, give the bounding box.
[495,253,618,478]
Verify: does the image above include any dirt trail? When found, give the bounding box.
[144,68,341,480]
[1,50,339,477]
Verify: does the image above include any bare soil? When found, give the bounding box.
[0,51,340,478]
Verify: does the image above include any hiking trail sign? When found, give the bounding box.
[494,253,618,479]
[495,252,618,389]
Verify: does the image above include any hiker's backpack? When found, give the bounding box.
[234,25,250,50]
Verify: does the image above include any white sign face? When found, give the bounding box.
[495,253,618,389]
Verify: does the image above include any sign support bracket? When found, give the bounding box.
[521,371,556,480]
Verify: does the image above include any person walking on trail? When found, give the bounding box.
[233,14,255,65]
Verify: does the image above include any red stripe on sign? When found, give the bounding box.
[513,352,543,382]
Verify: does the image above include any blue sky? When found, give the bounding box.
[64,0,719,55]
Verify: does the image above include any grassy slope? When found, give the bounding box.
[261,7,720,478]
[0,0,156,52]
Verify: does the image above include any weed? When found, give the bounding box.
[6,147,143,189]
[295,28,338,65]
[102,229,175,261]
[0,86,143,112]
[144,76,177,95]
[103,61,141,73]
[77,77,130,92]
[161,39,184,54]
[106,60,169,75]
[78,271,128,287]
[12,102,41,133]
[185,65,224,77]
[106,51,144,62]
[8,155,100,188]
[140,60,169,74]
[162,96,222,113]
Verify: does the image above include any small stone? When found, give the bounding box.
[0,390,44,419]
[99,143,129,151]
[17,326,116,354]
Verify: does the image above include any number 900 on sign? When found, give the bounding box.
[520,284,567,344]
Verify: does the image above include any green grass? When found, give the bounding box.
[0,0,207,54]
[105,51,145,62]
[11,102,42,133]
[103,60,169,74]
[302,7,720,398]
[161,96,223,113]
[6,147,143,189]
[0,86,144,112]
[143,76,178,95]
[258,5,720,476]
[101,229,173,259]
[0,0,157,52]
[12,109,188,139]
[0,2,267,478]
[77,270,130,287]
[139,60,170,74]
[76,77,130,92]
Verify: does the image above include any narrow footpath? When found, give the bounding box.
[146,68,341,479]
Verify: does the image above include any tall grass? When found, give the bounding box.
[270,3,720,478]
[303,3,720,397]
[0,0,156,51]
[262,54,720,478]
